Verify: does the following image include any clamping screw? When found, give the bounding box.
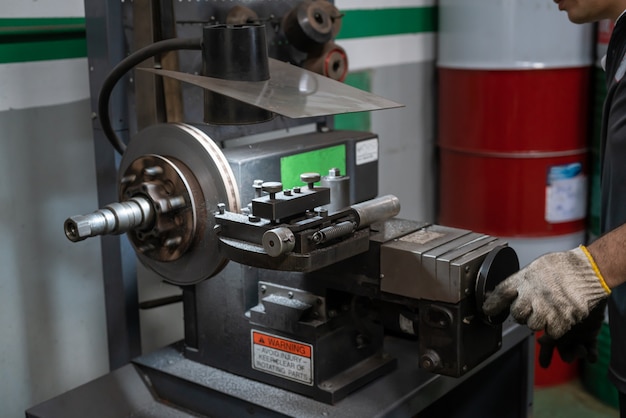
[300,172,321,189]
[316,207,329,218]
[253,179,264,198]
[262,181,283,199]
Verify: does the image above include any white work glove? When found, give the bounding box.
[482,246,611,339]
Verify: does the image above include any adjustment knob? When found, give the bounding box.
[262,181,283,199]
[262,227,296,257]
[300,172,321,189]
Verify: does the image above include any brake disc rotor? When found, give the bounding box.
[119,123,240,285]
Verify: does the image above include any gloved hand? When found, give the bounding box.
[482,246,611,339]
[537,299,607,368]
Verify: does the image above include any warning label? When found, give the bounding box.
[251,330,314,386]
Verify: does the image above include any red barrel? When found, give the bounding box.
[438,67,591,238]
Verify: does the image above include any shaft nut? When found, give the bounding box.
[64,215,94,242]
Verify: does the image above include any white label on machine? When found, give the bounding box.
[356,138,378,165]
[251,330,314,386]
[399,314,416,335]
[545,163,587,223]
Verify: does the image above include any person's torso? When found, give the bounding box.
[600,14,626,392]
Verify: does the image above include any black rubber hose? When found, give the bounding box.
[98,37,202,155]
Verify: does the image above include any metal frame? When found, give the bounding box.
[84,0,141,370]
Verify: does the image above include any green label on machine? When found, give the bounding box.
[280,145,346,190]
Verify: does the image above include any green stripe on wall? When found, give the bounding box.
[0,18,87,63]
[337,7,437,39]
[0,38,87,64]
[0,17,85,37]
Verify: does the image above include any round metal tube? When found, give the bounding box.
[320,168,350,214]
[202,24,273,125]
[64,196,154,242]
[351,195,401,228]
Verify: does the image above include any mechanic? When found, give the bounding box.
[483,1,626,416]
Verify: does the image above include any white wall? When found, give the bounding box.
[2,0,84,17]
[371,62,436,222]
[0,32,109,418]
[336,0,437,222]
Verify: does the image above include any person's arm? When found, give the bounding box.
[587,222,626,289]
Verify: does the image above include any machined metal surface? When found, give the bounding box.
[320,168,350,214]
[120,123,241,284]
[351,195,401,228]
[140,58,403,119]
[218,227,370,272]
[64,196,154,242]
[215,193,401,272]
[251,184,330,221]
[380,225,508,304]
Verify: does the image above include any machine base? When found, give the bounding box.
[27,322,533,418]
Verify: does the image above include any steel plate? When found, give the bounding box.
[140,58,404,119]
[119,123,241,284]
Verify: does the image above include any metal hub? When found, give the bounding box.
[120,154,198,262]
[119,123,240,285]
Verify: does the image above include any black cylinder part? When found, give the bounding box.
[202,24,274,124]
[202,23,269,81]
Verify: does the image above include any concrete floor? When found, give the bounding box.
[534,379,619,418]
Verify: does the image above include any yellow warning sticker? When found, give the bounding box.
[251,330,314,385]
